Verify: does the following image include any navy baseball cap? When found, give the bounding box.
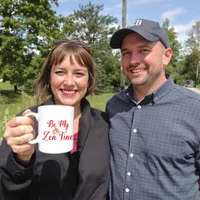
[110,19,170,49]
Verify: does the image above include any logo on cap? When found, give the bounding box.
[127,20,142,28]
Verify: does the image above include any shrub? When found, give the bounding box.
[19,91,37,108]
[0,94,9,104]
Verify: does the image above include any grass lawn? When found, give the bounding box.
[0,81,13,91]
[87,93,114,111]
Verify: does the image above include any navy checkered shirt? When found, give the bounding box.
[106,76,200,200]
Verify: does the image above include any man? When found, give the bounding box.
[106,19,200,199]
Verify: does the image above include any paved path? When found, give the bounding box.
[189,88,200,94]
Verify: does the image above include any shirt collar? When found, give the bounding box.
[125,75,174,104]
[153,75,174,103]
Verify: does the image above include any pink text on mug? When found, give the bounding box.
[43,120,73,141]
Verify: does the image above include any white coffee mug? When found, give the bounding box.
[25,105,74,154]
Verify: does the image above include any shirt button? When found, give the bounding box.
[125,188,130,193]
[137,105,141,109]
[130,153,134,158]
[133,129,137,133]
[127,172,131,176]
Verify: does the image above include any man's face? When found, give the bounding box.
[121,33,172,92]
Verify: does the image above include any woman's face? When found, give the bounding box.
[50,55,89,110]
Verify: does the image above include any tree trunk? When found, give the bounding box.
[14,85,18,92]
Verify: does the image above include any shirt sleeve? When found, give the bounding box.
[0,138,36,200]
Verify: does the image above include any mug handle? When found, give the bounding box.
[25,112,40,144]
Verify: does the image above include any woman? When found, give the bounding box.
[0,40,110,200]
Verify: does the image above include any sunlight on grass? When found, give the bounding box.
[0,81,13,90]
[87,93,114,111]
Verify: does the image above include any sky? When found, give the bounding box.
[53,0,200,45]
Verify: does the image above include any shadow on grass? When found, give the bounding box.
[0,90,22,104]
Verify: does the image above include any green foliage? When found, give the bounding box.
[0,92,19,104]
[186,21,200,52]
[61,1,120,92]
[0,0,61,88]
[93,40,121,92]
[184,21,200,86]
[62,1,118,44]
[163,19,182,63]
[162,19,183,81]
[0,1,121,94]
[183,50,200,85]
[0,95,9,104]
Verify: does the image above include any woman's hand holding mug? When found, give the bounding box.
[4,109,35,162]
[4,105,74,163]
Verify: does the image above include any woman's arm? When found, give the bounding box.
[0,110,36,200]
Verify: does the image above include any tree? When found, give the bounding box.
[0,0,61,91]
[61,1,120,92]
[186,21,200,51]
[185,21,200,86]
[183,50,200,84]
[162,19,182,82]
[62,1,118,44]
[92,39,121,92]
